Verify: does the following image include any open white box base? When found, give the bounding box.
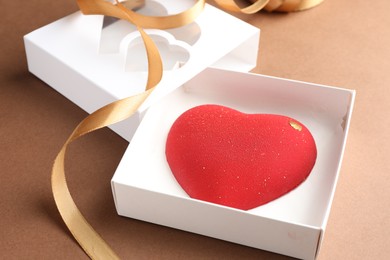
[24,2,259,141]
[112,68,355,259]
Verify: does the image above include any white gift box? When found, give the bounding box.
[24,1,260,141]
[112,67,355,260]
[24,1,355,259]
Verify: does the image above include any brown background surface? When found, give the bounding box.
[1,0,389,259]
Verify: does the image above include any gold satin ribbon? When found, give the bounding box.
[51,0,324,259]
[78,0,206,29]
[249,0,324,12]
[52,1,163,259]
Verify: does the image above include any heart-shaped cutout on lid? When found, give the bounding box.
[165,105,317,210]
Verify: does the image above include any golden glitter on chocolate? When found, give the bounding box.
[289,120,302,131]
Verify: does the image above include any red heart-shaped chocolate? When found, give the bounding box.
[165,105,317,210]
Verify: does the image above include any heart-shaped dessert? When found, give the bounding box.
[165,105,317,210]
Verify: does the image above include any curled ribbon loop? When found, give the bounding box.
[52,0,325,259]
[251,0,324,12]
[78,0,205,29]
[215,0,270,14]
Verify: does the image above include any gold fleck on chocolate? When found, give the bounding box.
[289,120,302,131]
